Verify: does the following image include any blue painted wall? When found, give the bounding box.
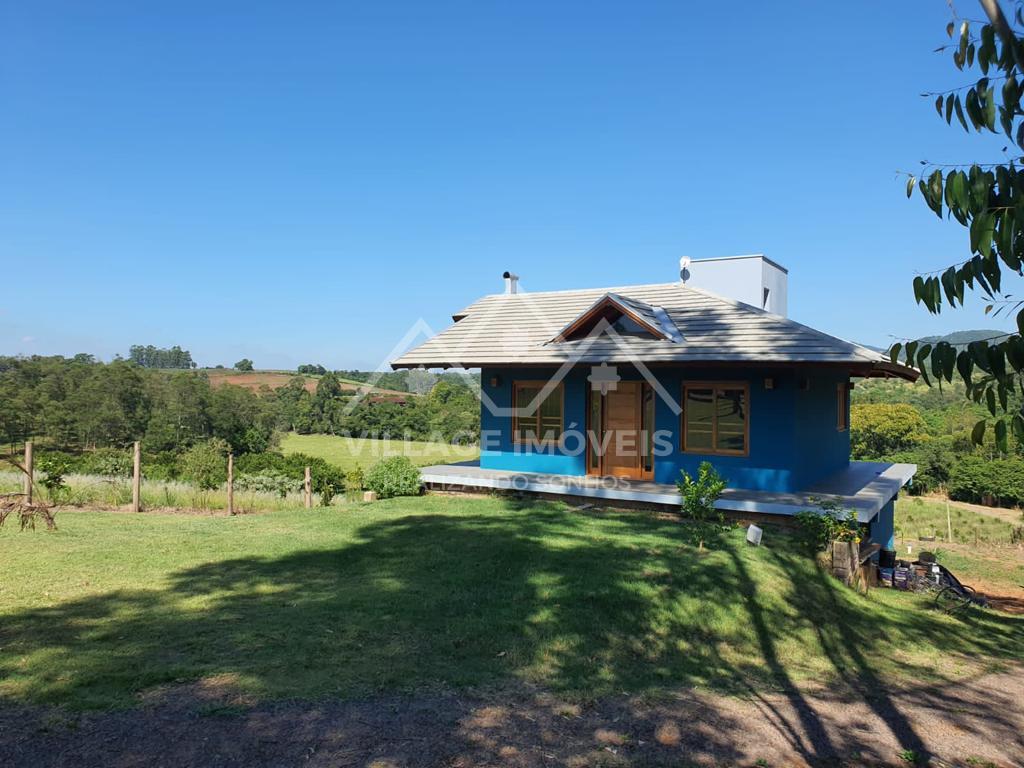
[869,499,896,551]
[479,365,851,492]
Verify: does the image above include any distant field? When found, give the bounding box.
[280,432,478,472]
[895,496,1022,545]
[203,369,408,397]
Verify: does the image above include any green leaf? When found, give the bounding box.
[1005,336,1024,372]
[1012,413,1024,442]
[986,385,997,415]
[984,86,997,131]
[917,344,932,384]
[956,349,974,385]
[935,94,944,117]
[969,340,992,372]
[888,342,902,365]
[955,96,969,131]
[948,170,968,224]
[971,419,986,445]
[941,267,958,306]
[905,340,919,368]
[941,342,956,381]
[906,175,915,198]
[1017,308,1024,336]
[913,276,926,304]
[995,418,1008,452]
[972,255,994,295]
[966,88,984,129]
[946,93,955,124]
[971,211,995,257]
[989,344,1007,379]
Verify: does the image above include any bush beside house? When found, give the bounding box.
[366,456,421,499]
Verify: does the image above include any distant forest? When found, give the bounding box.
[0,355,480,458]
[128,345,196,369]
[852,376,1024,507]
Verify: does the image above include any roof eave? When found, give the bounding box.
[391,358,924,376]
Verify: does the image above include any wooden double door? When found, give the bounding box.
[587,381,654,480]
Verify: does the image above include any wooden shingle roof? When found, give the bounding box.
[391,281,916,378]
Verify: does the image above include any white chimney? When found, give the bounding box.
[679,254,788,316]
[503,271,520,294]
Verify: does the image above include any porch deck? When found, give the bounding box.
[420,460,916,523]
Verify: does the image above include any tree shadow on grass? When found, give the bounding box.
[1,500,1023,765]
[0,503,744,708]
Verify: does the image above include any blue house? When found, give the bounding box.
[392,255,917,553]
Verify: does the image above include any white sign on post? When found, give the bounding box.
[746,524,763,546]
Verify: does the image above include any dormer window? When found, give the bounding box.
[549,293,682,344]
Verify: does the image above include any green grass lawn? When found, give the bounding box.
[1,496,1021,710]
[280,432,478,472]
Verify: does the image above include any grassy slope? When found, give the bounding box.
[1,496,1020,710]
[896,497,1021,544]
[280,432,478,472]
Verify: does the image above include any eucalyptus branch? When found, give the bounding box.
[921,72,1012,95]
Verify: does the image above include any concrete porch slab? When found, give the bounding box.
[419,461,916,523]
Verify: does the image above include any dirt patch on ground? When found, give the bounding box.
[3,670,1022,767]
[971,577,1024,614]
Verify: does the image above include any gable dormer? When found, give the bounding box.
[549,293,683,344]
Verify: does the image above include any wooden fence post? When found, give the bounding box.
[131,441,142,513]
[304,466,312,509]
[23,441,33,504]
[227,453,235,515]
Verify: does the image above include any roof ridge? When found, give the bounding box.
[470,281,681,300]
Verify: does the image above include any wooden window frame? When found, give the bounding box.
[836,383,849,432]
[511,380,565,446]
[680,381,750,457]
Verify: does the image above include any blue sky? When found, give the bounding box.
[1,1,1016,369]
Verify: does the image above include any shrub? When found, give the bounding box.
[366,456,421,499]
[35,454,71,502]
[80,447,133,478]
[179,438,229,491]
[677,461,727,549]
[235,471,298,498]
[345,465,365,501]
[235,451,345,498]
[677,461,726,522]
[793,499,861,554]
[141,450,180,481]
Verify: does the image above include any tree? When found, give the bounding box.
[179,438,229,490]
[234,359,254,372]
[128,345,195,369]
[850,403,930,460]
[896,0,1024,454]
